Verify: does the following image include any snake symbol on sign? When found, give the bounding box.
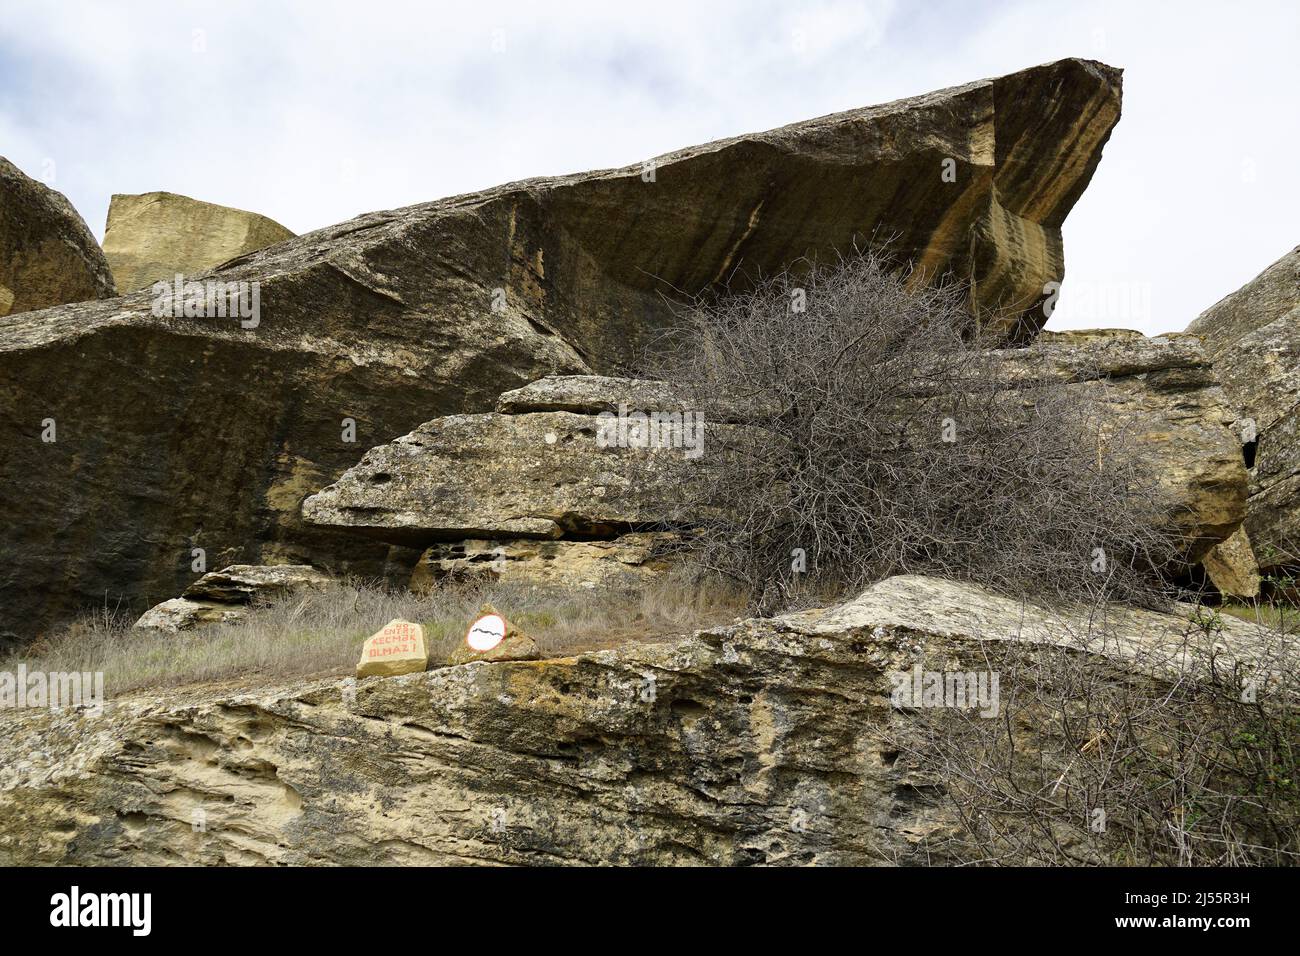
[466,613,507,652]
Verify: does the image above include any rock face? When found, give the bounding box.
[1021,331,1248,563]
[410,533,679,591]
[134,565,329,633]
[1187,245,1300,574]
[101,192,295,293]
[0,59,1121,645]
[0,157,116,316]
[307,333,1247,570]
[0,575,1278,866]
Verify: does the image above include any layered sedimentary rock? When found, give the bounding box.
[306,333,1247,570]
[1021,331,1249,564]
[0,157,116,316]
[410,534,680,590]
[0,575,1278,866]
[134,565,331,633]
[0,58,1122,644]
[1187,245,1300,574]
[102,192,295,293]
[302,408,722,541]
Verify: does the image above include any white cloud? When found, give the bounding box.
[1,0,1294,333]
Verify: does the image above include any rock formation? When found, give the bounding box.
[0,575,1279,866]
[0,157,116,316]
[134,565,330,633]
[1020,331,1249,566]
[0,58,1122,645]
[1187,245,1300,576]
[410,534,679,591]
[306,332,1247,575]
[101,192,295,293]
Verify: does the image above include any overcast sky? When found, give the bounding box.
[2,0,1295,333]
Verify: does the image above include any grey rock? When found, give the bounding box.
[0,157,115,316]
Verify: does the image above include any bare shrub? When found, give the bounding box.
[889,606,1300,865]
[644,252,1181,611]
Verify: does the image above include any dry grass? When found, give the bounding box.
[1221,601,1300,635]
[2,574,747,698]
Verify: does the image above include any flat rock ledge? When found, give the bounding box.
[134,565,330,633]
[306,331,1250,584]
[0,575,1283,866]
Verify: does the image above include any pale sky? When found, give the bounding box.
[2,0,1296,333]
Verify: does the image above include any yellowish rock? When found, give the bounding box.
[356,619,428,679]
[1202,526,1262,599]
[102,191,294,292]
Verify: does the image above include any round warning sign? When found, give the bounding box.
[466,612,507,652]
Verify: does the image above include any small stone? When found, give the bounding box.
[446,604,540,666]
[1202,526,1262,599]
[356,619,428,679]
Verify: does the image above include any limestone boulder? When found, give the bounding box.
[302,409,729,542]
[132,598,248,634]
[0,58,1121,645]
[181,564,330,604]
[356,619,428,679]
[1201,527,1262,599]
[133,564,330,633]
[0,574,1284,866]
[1187,245,1300,574]
[1020,331,1248,561]
[102,192,295,292]
[0,157,116,316]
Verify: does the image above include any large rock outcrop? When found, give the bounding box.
[0,575,1279,866]
[305,332,1247,572]
[1187,245,1300,574]
[1020,331,1249,563]
[0,157,116,316]
[0,58,1121,645]
[101,192,295,293]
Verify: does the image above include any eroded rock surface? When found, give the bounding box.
[302,409,727,542]
[102,192,295,293]
[134,565,330,633]
[0,575,1279,866]
[1021,331,1248,561]
[1187,245,1300,573]
[0,59,1121,644]
[0,157,116,316]
[308,332,1247,568]
[410,533,680,590]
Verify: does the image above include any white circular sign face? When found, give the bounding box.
[466,613,507,652]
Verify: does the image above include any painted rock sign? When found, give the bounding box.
[448,604,541,665]
[467,612,507,652]
[356,619,428,678]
